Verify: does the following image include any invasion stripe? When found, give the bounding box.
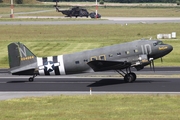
[53,56,60,75]
[37,57,44,75]
[58,55,66,75]
[43,57,50,75]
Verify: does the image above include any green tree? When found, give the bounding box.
[99,0,104,4]
[176,0,180,5]
[16,0,23,4]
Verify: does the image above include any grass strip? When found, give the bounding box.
[0,94,180,120]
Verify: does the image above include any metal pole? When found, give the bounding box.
[10,0,14,18]
[96,0,98,18]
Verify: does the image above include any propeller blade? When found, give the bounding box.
[149,61,152,70]
[161,58,163,63]
[152,60,155,72]
[149,58,154,72]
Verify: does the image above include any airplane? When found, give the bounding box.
[7,39,173,83]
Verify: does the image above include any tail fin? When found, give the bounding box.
[8,42,37,75]
[54,0,60,12]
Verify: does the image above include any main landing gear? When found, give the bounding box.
[116,68,137,83]
[29,74,37,82]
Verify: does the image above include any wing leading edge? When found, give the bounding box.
[87,60,131,72]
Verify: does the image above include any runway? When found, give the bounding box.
[0,67,180,92]
[0,69,180,100]
[0,77,180,92]
[0,76,180,100]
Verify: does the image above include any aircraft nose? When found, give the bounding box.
[167,44,173,53]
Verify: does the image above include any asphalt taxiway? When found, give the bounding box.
[0,17,180,25]
[0,77,180,92]
[0,67,180,100]
[0,74,180,100]
[1,67,180,92]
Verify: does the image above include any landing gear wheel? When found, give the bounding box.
[130,72,136,82]
[124,73,135,83]
[29,77,34,82]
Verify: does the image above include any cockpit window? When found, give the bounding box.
[153,43,157,46]
[157,41,163,45]
[153,41,163,46]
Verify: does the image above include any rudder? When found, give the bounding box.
[8,42,36,69]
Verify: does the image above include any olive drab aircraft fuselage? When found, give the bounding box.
[8,39,173,82]
[55,6,89,18]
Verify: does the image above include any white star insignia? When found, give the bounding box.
[45,62,53,71]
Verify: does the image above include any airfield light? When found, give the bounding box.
[90,88,92,95]
[10,0,14,18]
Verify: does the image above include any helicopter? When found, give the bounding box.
[54,0,101,18]
[55,6,89,18]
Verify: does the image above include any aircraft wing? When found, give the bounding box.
[87,60,131,72]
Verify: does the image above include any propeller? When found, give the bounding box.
[149,58,155,72]
[151,59,155,72]
[147,47,155,72]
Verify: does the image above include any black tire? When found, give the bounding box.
[130,72,136,81]
[124,73,134,83]
[29,77,34,82]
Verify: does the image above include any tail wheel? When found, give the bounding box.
[28,74,37,82]
[29,77,34,82]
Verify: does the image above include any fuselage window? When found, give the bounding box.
[117,53,121,56]
[153,43,157,46]
[91,56,97,61]
[125,51,130,54]
[75,61,80,64]
[84,59,88,62]
[134,49,138,53]
[109,54,113,57]
[99,55,106,60]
